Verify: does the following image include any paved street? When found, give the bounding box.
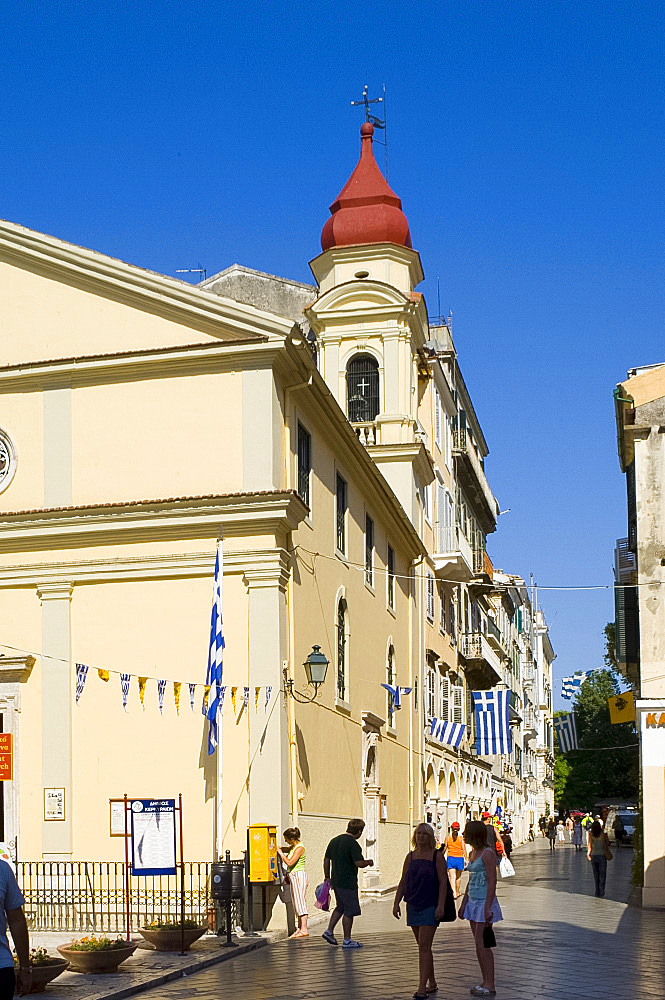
[144,839,664,1000]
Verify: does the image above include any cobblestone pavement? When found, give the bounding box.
[143,839,665,1000]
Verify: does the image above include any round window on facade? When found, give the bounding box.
[0,430,17,494]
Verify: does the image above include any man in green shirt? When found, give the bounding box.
[322,818,374,949]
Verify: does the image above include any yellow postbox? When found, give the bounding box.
[247,824,279,882]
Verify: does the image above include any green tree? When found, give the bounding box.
[555,670,638,810]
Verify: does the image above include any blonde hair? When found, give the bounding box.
[411,823,437,850]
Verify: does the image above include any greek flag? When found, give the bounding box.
[472,689,512,755]
[561,670,596,700]
[430,718,466,748]
[381,684,413,710]
[554,713,578,751]
[205,545,225,755]
[75,663,89,703]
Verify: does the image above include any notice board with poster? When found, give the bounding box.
[130,799,176,876]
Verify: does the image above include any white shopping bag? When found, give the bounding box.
[499,856,515,878]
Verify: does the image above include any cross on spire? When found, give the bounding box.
[350,85,385,128]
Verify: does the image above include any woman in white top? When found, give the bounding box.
[556,821,565,843]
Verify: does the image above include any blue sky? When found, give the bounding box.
[2,2,663,707]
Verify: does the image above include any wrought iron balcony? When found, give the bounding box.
[453,428,499,534]
[433,523,474,582]
[459,632,502,687]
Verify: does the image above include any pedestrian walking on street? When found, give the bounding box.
[572,817,584,852]
[0,859,31,999]
[322,818,374,949]
[443,822,467,898]
[277,828,309,938]
[546,818,556,850]
[556,820,566,844]
[459,821,502,997]
[501,826,512,860]
[538,815,547,837]
[481,812,504,861]
[612,814,626,849]
[393,823,449,1000]
[565,815,574,842]
[587,820,612,897]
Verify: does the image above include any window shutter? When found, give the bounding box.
[440,675,449,721]
[427,572,435,620]
[453,686,463,724]
[434,389,441,445]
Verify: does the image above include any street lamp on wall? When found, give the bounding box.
[284,645,330,703]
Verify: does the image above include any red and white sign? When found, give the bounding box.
[0,735,12,781]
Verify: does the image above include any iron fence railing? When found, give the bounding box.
[17,861,244,934]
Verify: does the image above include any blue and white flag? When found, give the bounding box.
[265,685,272,710]
[157,679,166,715]
[472,689,512,755]
[554,713,579,751]
[205,545,225,755]
[120,673,131,711]
[381,683,413,710]
[561,670,596,700]
[75,663,89,703]
[430,718,466,748]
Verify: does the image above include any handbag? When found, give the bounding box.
[483,923,497,948]
[440,859,457,922]
[314,879,331,911]
[499,855,515,878]
[604,838,613,861]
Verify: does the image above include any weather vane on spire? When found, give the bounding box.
[350,84,385,128]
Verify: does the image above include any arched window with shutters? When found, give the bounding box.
[346,354,379,423]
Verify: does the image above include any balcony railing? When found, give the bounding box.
[433,524,474,582]
[453,428,499,529]
[460,632,503,683]
[353,422,378,446]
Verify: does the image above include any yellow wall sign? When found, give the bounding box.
[608,691,636,724]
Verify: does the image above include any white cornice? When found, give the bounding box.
[0,219,295,342]
[0,494,308,553]
[0,340,289,392]
[0,654,35,682]
[0,548,290,588]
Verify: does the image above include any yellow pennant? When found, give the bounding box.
[203,685,211,713]
[608,691,635,724]
[173,682,181,715]
[98,669,110,682]
[138,676,148,710]
[231,686,237,711]
[255,686,261,708]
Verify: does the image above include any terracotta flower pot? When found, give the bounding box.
[56,942,137,974]
[21,958,69,993]
[138,926,207,951]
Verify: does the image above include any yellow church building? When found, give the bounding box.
[0,123,550,927]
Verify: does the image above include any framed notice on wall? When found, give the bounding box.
[44,788,66,821]
[109,799,131,837]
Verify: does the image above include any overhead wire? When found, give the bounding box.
[291,545,662,592]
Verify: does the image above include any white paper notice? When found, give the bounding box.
[131,799,176,876]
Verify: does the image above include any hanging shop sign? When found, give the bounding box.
[0,735,12,781]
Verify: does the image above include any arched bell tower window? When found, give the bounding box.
[346,354,379,423]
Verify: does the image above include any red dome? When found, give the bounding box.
[321,123,412,251]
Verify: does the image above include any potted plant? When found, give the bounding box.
[56,936,137,974]
[138,918,207,952]
[13,948,69,994]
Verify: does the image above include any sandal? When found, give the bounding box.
[470,989,496,997]
[426,988,438,995]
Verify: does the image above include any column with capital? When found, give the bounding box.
[37,583,73,858]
